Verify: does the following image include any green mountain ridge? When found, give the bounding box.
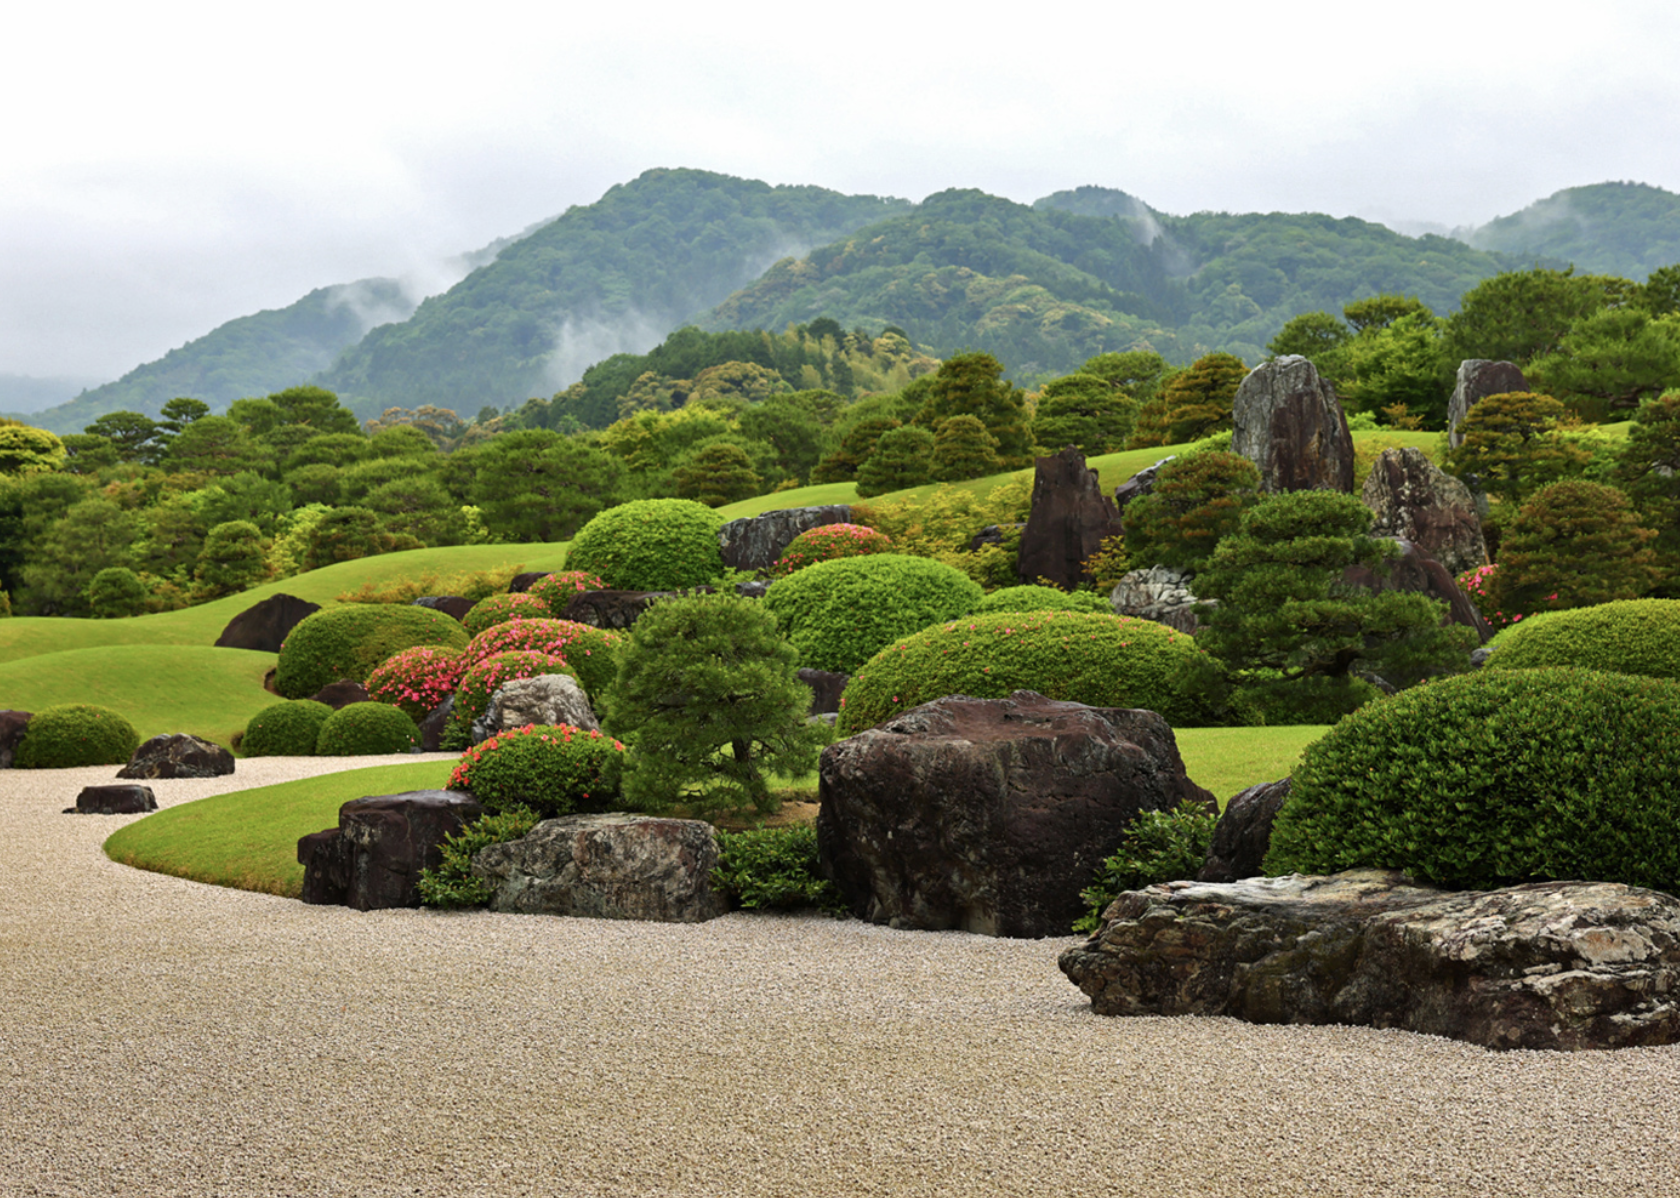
[1464,181,1680,280]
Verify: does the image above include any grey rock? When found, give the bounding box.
[1015,447,1125,590]
[718,505,854,573]
[967,523,1025,551]
[1448,359,1528,449]
[1109,565,1206,634]
[735,580,771,599]
[298,790,483,910]
[1361,446,1488,577]
[817,691,1215,938]
[0,710,32,770]
[1232,355,1355,494]
[473,673,599,744]
[1059,869,1680,1051]
[1196,778,1291,883]
[72,784,158,815]
[561,589,697,630]
[472,813,727,922]
[213,593,320,654]
[117,733,235,780]
[1470,646,1495,669]
[797,667,849,715]
[1113,455,1176,522]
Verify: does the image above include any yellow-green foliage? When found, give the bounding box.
[15,703,140,768]
[852,478,1031,588]
[1485,598,1680,679]
[334,564,525,605]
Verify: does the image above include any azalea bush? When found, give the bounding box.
[447,723,626,817]
[1457,563,1559,632]
[314,702,420,756]
[274,604,469,698]
[365,645,467,719]
[448,650,574,737]
[527,570,607,617]
[460,618,624,697]
[462,592,552,638]
[771,524,895,577]
[1483,598,1680,679]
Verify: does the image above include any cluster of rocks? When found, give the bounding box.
[1107,566,1204,633]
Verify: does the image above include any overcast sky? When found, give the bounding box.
[6,0,1679,382]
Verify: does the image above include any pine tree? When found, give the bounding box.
[673,442,762,507]
[1125,353,1248,449]
[915,352,1034,468]
[855,426,935,498]
[930,415,1001,482]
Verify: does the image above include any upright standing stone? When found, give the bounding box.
[1015,447,1125,589]
[1231,355,1355,494]
[1361,446,1488,576]
[1448,360,1528,448]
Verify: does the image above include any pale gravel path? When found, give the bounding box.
[3,760,1679,1198]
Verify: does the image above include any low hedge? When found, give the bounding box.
[275,605,469,699]
[461,593,552,639]
[241,699,334,757]
[447,723,626,817]
[315,702,420,756]
[761,553,984,674]
[1483,598,1680,680]
[970,585,1111,616]
[14,704,140,769]
[564,499,725,592]
[1263,667,1680,891]
[837,610,1208,734]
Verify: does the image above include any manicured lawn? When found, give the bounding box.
[1175,724,1327,803]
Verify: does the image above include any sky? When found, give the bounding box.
[6,0,1680,384]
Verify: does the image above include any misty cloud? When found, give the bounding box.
[545,309,671,390]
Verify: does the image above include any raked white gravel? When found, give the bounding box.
[2,756,1678,1197]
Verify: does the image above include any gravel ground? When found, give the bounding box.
[3,759,1679,1198]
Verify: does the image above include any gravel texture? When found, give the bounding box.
[4,758,1680,1197]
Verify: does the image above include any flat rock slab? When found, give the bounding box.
[117,733,235,779]
[1059,868,1680,1051]
[73,784,158,815]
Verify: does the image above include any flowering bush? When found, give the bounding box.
[771,523,894,577]
[365,645,466,719]
[448,723,626,816]
[462,592,553,638]
[1457,563,1559,631]
[460,618,624,697]
[527,570,607,617]
[450,650,574,735]
[274,604,468,698]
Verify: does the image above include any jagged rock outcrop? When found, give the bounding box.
[1231,355,1355,493]
[1015,447,1125,590]
[473,673,599,744]
[1361,446,1488,576]
[298,790,483,910]
[817,691,1215,938]
[1059,869,1680,1051]
[117,733,235,780]
[718,505,854,573]
[418,696,453,751]
[1196,778,1291,883]
[213,594,320,654]
[1108,566,1205,634]
[1448,359,1528,448]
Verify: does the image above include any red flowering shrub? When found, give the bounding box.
[461,618,624,696]
[462,592,552,638]
[448,723,626,816]
[771,523,894,578]
[1457,563,1559,632]
[365,645,466,719]
[527,570,607,617]
[450,650,574,735]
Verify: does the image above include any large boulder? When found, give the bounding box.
[72,784,157,815]
[1448,359,1528,449]
[1112,455,1176,524]
[117,733,235,780]
[1231,355,1356,494]
[798,668,849,716]
[1196,778,1291,883]
[1108,565,1205,634]
[213,593,321,654]
[298,790,483,910]
[817,691,1215,938]
[473,673,599,744]
[412,595,475,622]
[1341,538,1492,645]
[718,505,854,573]
[1015,447,1125,590]
[1059,869,1680,1051]
[1361,446,1488,577]
[471,813,727,922]
[561,589,691,630]
[0,710,32,769]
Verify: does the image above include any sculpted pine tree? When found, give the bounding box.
[1487,481,1660,614]
[673,442,762,507]
[930,415,1001,482]
[1441,391,1591,507]
[1031,374,1140,456]
[1126,353,1248,449]
[915,352,1034,469]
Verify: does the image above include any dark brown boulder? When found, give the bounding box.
[117,733,235,780]
[1196,778,1291,883]
[1341,539,1492,645]
[508,572,549,593]
[0,710,32,769]
[213,593,321,654]
[73,784,157,815]
[1059,869,1680,1051]
[298,790,483,910]
[560,589,705,630]
[413,595,475,622]
[1015,447,1125,590]
[1232,355,1355,494]
[418,696,453,752]
[966,523,1024,551]
[718,505,854,573]
[312,680,370,710]
[1361,446,1488,577]
[798,668,849,716]
[817,691,1215,938]
[1448,359,1528,448]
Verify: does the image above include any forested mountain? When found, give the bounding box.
[27,278,418,434]
[1462,182,1680,280]
[314,169,913,419]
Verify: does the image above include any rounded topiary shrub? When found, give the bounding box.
[461,619,624,698]
[241,699,334,757]
[564,499,726,592]
[1263,667,1680,891]
[447,723,626,817]
[1483,598,1680,680]
[275,605,469,699]
[315,702,420,756]
[461,592,553,639]
[837,610,1207,734]
[761,553,984,674]
[527,570,606,617]
[14,703,140,769]
[970,585,1112,616]
[365,646,467,720]
[450,650,574,734]
[771,523,894,578]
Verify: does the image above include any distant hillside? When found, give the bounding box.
[1462,182,1680,279]
[0,373,106,417]
[314,168,912,419]
[28,278,417,434]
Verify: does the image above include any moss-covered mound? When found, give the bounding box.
[1483,598,1680,679]
[315,702,421,756]
[565,499,726,592]
[241,699,334,757]
[838,610,1206,734]
[762,553,984,674]
[970,585,1112,616]
[275,605,469,698]
[1264,667,1680,891]
[14,703,140,768]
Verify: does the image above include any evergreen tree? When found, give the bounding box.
[1442,391,1591,507]
[1487,481,1660,614]
[194,521,270,596]
[915,352,1034,468]
[811,417,900,483]
[854,425,935,498]
[84,567,149,619]
[1126,353,1249,449]
[673,441,763,507]
[930,415,1001,482]
[1031,374,1139,456]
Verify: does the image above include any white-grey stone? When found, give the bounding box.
[473,673,599,745]
[1109,565,1207,634]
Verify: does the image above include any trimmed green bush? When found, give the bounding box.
[762,553,984,674]
[527,570,606,617]
[1484,598,1680,679]
[1074,800,1219,933]
[365,646,466,720]
[315,702,420,756]
[417,806,542,908]
[241,699,334,757]
[970,585,1111,616]
[450,650,575,734]
[713,826,842,912]
[460,618,623,698]
[275,604,469,698]
[461,592,552,638]
[1263,668,1680,891]
[837,610,1208,734]
[564,498,726,591]
[446,723,626,817]
[14,703,140,769]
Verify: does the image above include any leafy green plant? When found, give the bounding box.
[85,567,150,619]
[564,498,726,591]
[447,723,626,817]
[526,570,607,616]
[417,805,542,909]
[364,646,466,720]
[1120,451,1263,572]
[275,604,469,698]
[1484,598,1680,679]
[241,699,334,757]
[460,618,623,697]
[712,825,843,912]
[1074,800,1219,933]
[314,702,420,755]
[1263,667,1680,890]
[14,703,141,769]
[970,585,1111,616]
[461,592,552,638]
[333,564,525,605]
[771,523,894,578]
